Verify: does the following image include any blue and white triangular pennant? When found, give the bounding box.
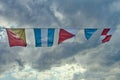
[84,28,97,40]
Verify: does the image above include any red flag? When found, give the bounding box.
[6,29,27,47]
[100,28,112,43]
[58,29,75,44]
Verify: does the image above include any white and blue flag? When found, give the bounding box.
[84,28,97,40]
[34,28,59,47]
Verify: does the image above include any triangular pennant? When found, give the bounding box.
[58,29,76,44]
[84,28,97,40]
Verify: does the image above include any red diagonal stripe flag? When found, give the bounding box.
[100,28,113,43]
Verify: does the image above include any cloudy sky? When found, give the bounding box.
[0,0,120,80]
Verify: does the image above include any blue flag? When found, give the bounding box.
[84,28,97,40]
[34,28,55,47]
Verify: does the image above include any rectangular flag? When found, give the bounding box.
[100,28,114,43]
[6,28,27,47]
[34,28,59,47]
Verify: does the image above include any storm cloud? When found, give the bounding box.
[0,0,120,80]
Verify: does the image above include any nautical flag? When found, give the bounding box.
[58,28,79,44]
[84,28,97,40]
[6,28,27,47]
[34,28,59,47]
[100,28,113,43]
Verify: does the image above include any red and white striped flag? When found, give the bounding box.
[100,28,114,43]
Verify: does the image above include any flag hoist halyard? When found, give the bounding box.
[6,28,27,47]
[2,27,114,47]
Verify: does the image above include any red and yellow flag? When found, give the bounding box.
[6,28,27,47]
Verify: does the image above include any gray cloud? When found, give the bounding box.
[0,0,119,27]
[0,43,25,74]
[0,0,61,27]
[0,0,120,80]
[72,27,120,79]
